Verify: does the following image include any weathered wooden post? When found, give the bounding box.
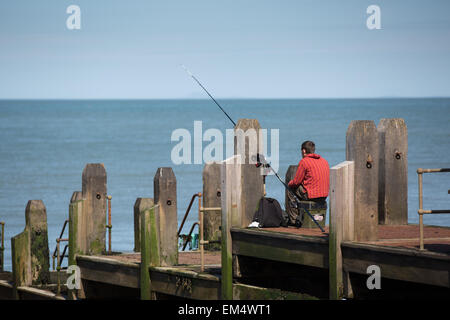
[377,118,408,225]
[329,161,354,300]
[221,155,242,300]
[154,167,178,266]
[285,164,298,223]
[346,121,379,241]
[68,194,85,300]
[202,162,222,250]
[11,200,50,299]
[140,205,160,300]
[234,119,265,227]
[134,198,154,252]
[82,163,107,255]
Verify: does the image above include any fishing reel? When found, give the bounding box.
[252,153,271,168]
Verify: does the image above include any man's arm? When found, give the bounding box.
[288,161,306,188]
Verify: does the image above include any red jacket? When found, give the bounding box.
[288,153,330,199]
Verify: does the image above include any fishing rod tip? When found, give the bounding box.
[181,64,193,77]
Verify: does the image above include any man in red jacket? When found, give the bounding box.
[287,141,330,225]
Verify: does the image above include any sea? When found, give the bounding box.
[0,98,449,271]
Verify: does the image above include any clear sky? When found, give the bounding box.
[0,0,449,99]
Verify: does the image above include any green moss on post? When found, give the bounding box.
[140,205,160,300]
[68,199,86,265]
[11,200,51,299]
[134,198,154,252]
[11,230,30,299]
[221,156,242,300]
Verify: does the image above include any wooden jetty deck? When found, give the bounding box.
[71,223,449,300]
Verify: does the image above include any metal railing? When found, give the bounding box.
[177,192,221,271]
[417,168,450,250]
[52,219,69,270]
[178,193,202,237]
[106,195,112,254]
[0,221,4,272]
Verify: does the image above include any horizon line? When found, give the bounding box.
[1,96,450,101]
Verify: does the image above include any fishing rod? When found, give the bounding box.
[182,65,325,232]
[181,65,236,127]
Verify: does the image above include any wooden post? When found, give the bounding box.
[134,198,154,252]
[377,118,408,225]
[329,161,354,300]
[234,119,264,227]
[140,205,159,300]
[82,163,107,255]
[154,167,178,266]
[346,121,379,241]
[11,200,50,299]
[285,164,298,222]
[202,162,222,250]
[221,155,242,300]
[68,197,85,300]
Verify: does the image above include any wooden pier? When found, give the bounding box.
[0,117,449,300]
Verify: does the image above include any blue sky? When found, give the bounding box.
[0,0,449,99]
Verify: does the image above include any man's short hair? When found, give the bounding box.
[301,141,315,154]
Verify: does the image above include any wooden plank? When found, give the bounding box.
[154,167,178,266]
[220,155,241,300]
[231,228,328,269]
[140,205,159,299]
[202,162,222,250]
[77,255,140,288]
[149,267,220,300]
[329,161,354,299]
[342,242,450,288]
[133,198,154,252]
[346,120,379,241]
[232,283,318,300]
[234,119,264,228]
[0,280,14,300]
[17,286,66,300]
[81,163,107,255]
[377,118,408,225]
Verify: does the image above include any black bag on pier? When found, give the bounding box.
[252,197,288,228]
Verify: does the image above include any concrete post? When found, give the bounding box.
[82,163,107,255]
[234,119,264,227]
[377,118,408,225]
[202,162,222,250]
[154,167,178,266]
[346,120,379,242]
[134,198,154,252]
[11,200,50,298]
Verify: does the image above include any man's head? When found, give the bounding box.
[301,141,315,158]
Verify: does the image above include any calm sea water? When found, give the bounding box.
[0,99,449,271]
